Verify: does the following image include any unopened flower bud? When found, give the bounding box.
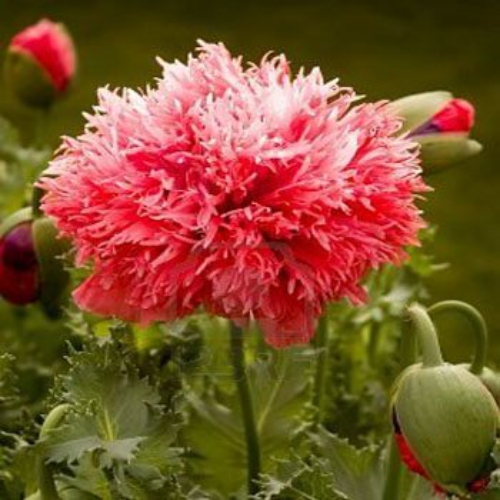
[391,304,498,495]
[391,92,482,174]
[429,300,500,409]
[0,220,40,305]
[0,209,70,316]
[5,19,76,109]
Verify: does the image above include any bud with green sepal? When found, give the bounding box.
[429,300,500,407]
[0,207,70,317]
[5,19,76,109]
[391,303,499,495]
[391,91,482,174]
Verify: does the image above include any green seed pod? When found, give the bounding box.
[392,304,499,495]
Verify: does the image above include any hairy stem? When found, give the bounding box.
[407,303,444,368]
[429,300,488,375]
[38,404,70,500]
[382,309,420,500]
[312,314,329,427]
[229,322,261,496]
[382,435,403,500]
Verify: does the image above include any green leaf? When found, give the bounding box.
[184,346,314,496]
[311,427,384,499]
[257,431,435,500]
[58,455,114,500]
[46,410,145,466]
[42,342,183,498]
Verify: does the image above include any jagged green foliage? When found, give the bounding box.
[37,340,185,499]
[257,429,435,500]
[184,342,314,497]
[0,111,486,500]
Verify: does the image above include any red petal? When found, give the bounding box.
[431,98,475,133]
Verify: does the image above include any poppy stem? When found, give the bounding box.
[382,317,419,500]
[37,404,70,500]
[229,322,261,496]
[34,106,51,150]
[428,300,488,375]
[407,303,444,368]
[382,436,403,500]
[312,314,329,427]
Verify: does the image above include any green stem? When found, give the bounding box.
[428,300,488,375]
[37,404,70,500]
[382,314,419,500]
[407,303,444,368]
[312,315,329,427]
[229,322,261,496]
[382,435,403,500]
[400,318,418,368]
[34,107,51,149]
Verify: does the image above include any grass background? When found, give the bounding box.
[0,0,498,361]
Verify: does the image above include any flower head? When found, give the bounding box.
[40,41,426,347]
[6,19,76,107]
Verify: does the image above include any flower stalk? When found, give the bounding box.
[382,317,419,500]
[407,303,444,368]
[229,322,261,496]
[428,300,487,375]
[312,314,329,427]
[37,404,70,500]
[382,437,403,500]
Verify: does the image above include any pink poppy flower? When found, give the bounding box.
[40,42,426,347]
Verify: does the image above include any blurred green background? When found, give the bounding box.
[0,0,498,360]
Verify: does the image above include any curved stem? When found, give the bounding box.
[229,322,261,496]
[312,314,329,427]
[400,318,418,368]
[407,303,443,368]
[428,300,488,375]
[38,404,70,500]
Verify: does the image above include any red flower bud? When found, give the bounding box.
[431,98,475,133]
[6,19,76,107]
[0,222,40,305]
